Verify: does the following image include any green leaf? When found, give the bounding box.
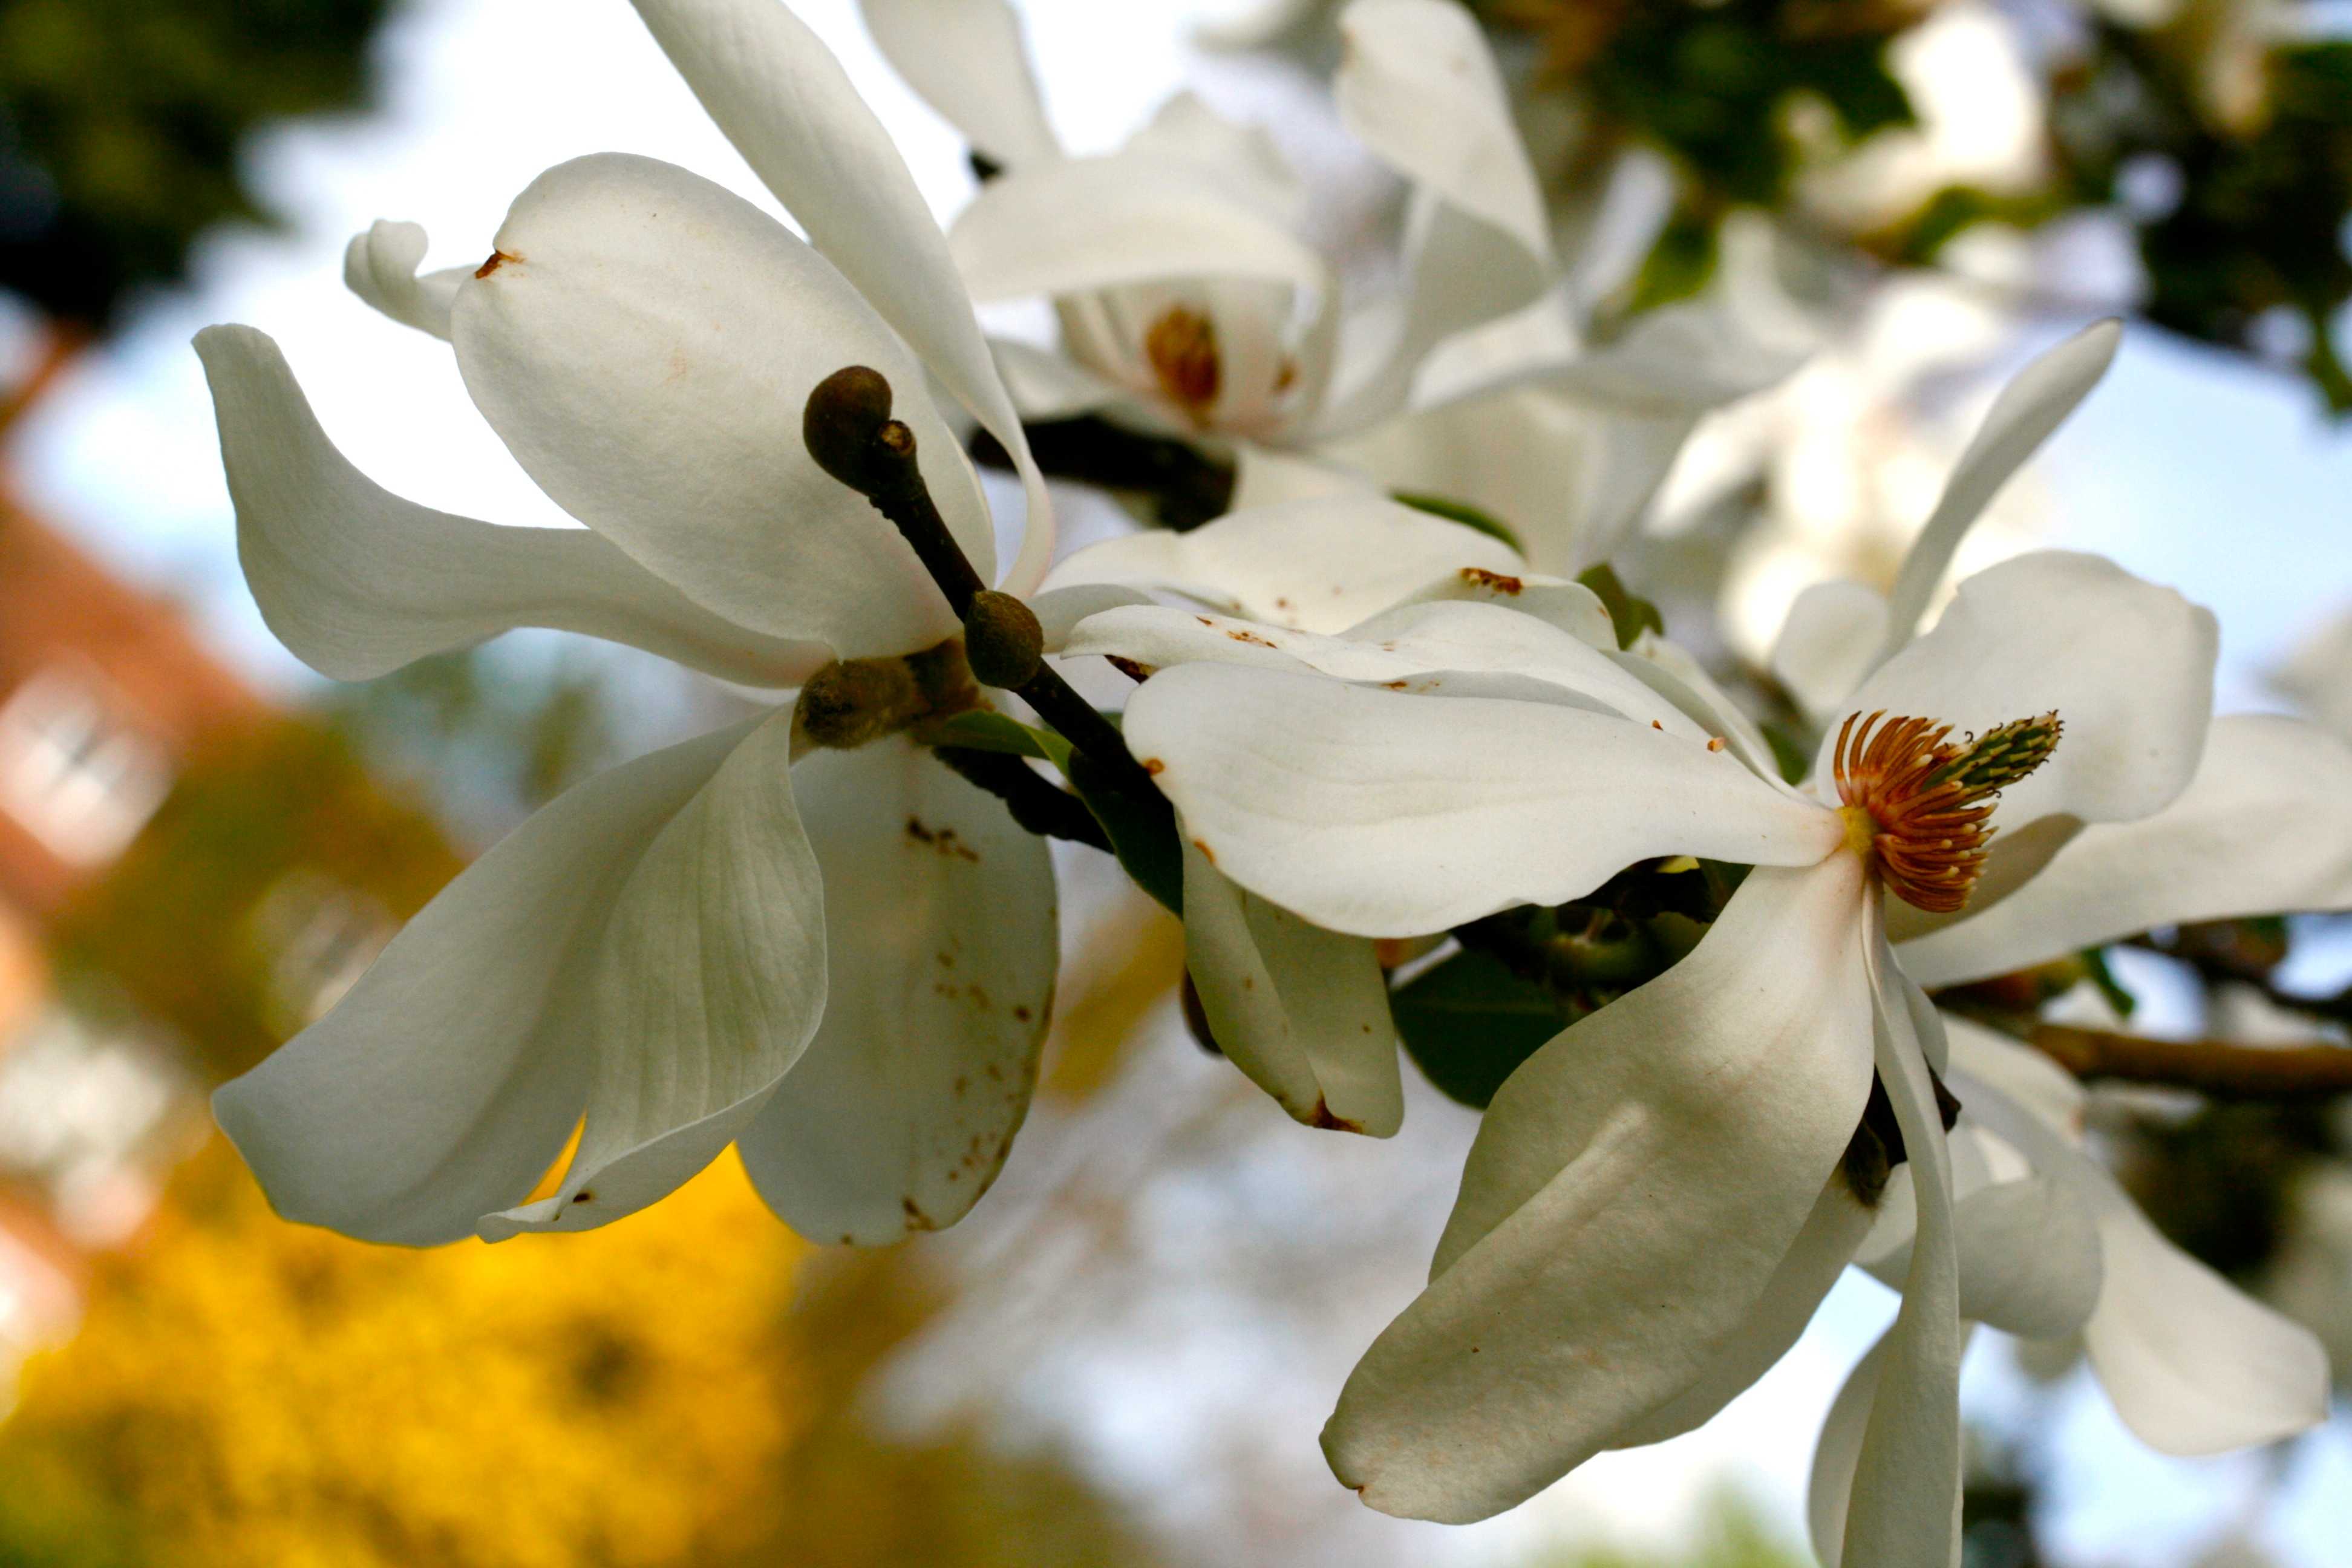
[1390,490,1526,554]
[926,709,1074,773]
[2080,947,2138,1019]
[1574,563,1665,650]
[1067,749,1184,915]
[1391,949,1568,1109]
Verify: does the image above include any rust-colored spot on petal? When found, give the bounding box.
[475,249,517,279]
[1191,837,1215,866]
[1460,567,1524,595]
[1141,757,1166,776]
[1307,1097,1362,1134]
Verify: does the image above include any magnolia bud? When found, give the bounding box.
[964,590,1044,688]
[802,365,899,494]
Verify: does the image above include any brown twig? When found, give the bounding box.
[2028,1023,2352,1101]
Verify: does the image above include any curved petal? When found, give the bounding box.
[1229,443,1371,512]
[1181,838,1403,1137]
[1807,1328,1888,1568]
[2083,1180,2330,1454]
[1898,714,2352,987]
[1838,938,1962,1568]
[1073,599,1719,740]
[1038,493,1523,635]
[451,153,982,658]
[1828,551,2217,831]
[1771,579,1890,720]
[737,736,1056,1244]
[1866,1165,2104,1341]
[1332,0,1548,264]
[196,324,826,687]
[858,0,1058,166]
[1322,857,1877,1521]
[1610,1174,1875,1448]
[1615,634,1791,791]
[1032,583,1155,653]
[1941,1028,2329,1451]
[1126,664,1846,937]
[1380,568,1616,650]
[342,220,470,340]
[1878,321,2123,661]
[629,0,1056,592]
[950,153,1330,301]
[214,722,759,1247]
[1315,198,1550,437]
[481,713,826,1237]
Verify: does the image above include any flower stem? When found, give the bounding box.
[932,745,1111,852]
[804,367,1163,801]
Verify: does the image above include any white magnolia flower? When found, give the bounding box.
[1056,330,2272,1553]
[204,0,1070,1247]
[860,0,1795,571]
[1037,491,1617,1136]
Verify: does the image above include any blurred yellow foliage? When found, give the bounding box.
[0,1144,808,1568]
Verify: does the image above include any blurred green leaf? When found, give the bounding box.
[1392,948,1565,1109]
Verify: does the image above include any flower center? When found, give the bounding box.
[1145,305,1221,418]
[1832,709,2062,913]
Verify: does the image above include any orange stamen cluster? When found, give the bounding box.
[1833,709,2062,914]
[1145,305,1221,418]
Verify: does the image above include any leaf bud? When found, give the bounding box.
[963,590,1045,689]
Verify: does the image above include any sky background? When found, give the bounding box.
[2,2,2348,1563]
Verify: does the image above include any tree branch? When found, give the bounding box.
[2027,1023,2352,1100]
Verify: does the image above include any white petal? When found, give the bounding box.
[991,336,1129,422]
[1229,443,1372,512]
[1031,583,1155,653]
[1615,633,1791,790]
[1332,0,1549,264]
[342,220,469,339]
[1868,1166,2104,1342]
[1899,714,2352,987]
[1126,664,1844,936]
[1808,1328,1888,1568]
[1771,579,1890,720]
[2083,1172,2330,1453]
[196,324,826,687]
[1315,383,1694,573]
[1829,551,2217,830]
[1610,1174,1875,1449]
[1323,857,1878,1521]
[858,0,1057,166]
[1038,493,1523,635]
[1942,1014,2085,1133]
[1125,91,1304,221]
[214,722,759,1246]
[1380,568,1616,649]
[738,736,1056,1244]
[1878,321,2123,659]
[630,0,1055,592]
[949,152,1329,302]
[482,713,826,1237]
[1315,198,1550,437]
[1181,838,1403,1137]
[1839,936,1963,1568]
[451,153,982,658]
[1070,600,1716,737]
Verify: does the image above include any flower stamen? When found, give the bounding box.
[1145,305,1221,419]
[1833,709,2062,913]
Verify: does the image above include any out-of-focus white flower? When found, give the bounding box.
[1059,330,2239,1553]
[1798,3,2047,236]
[204,0,1068,1248]
[862,0,1799,572]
